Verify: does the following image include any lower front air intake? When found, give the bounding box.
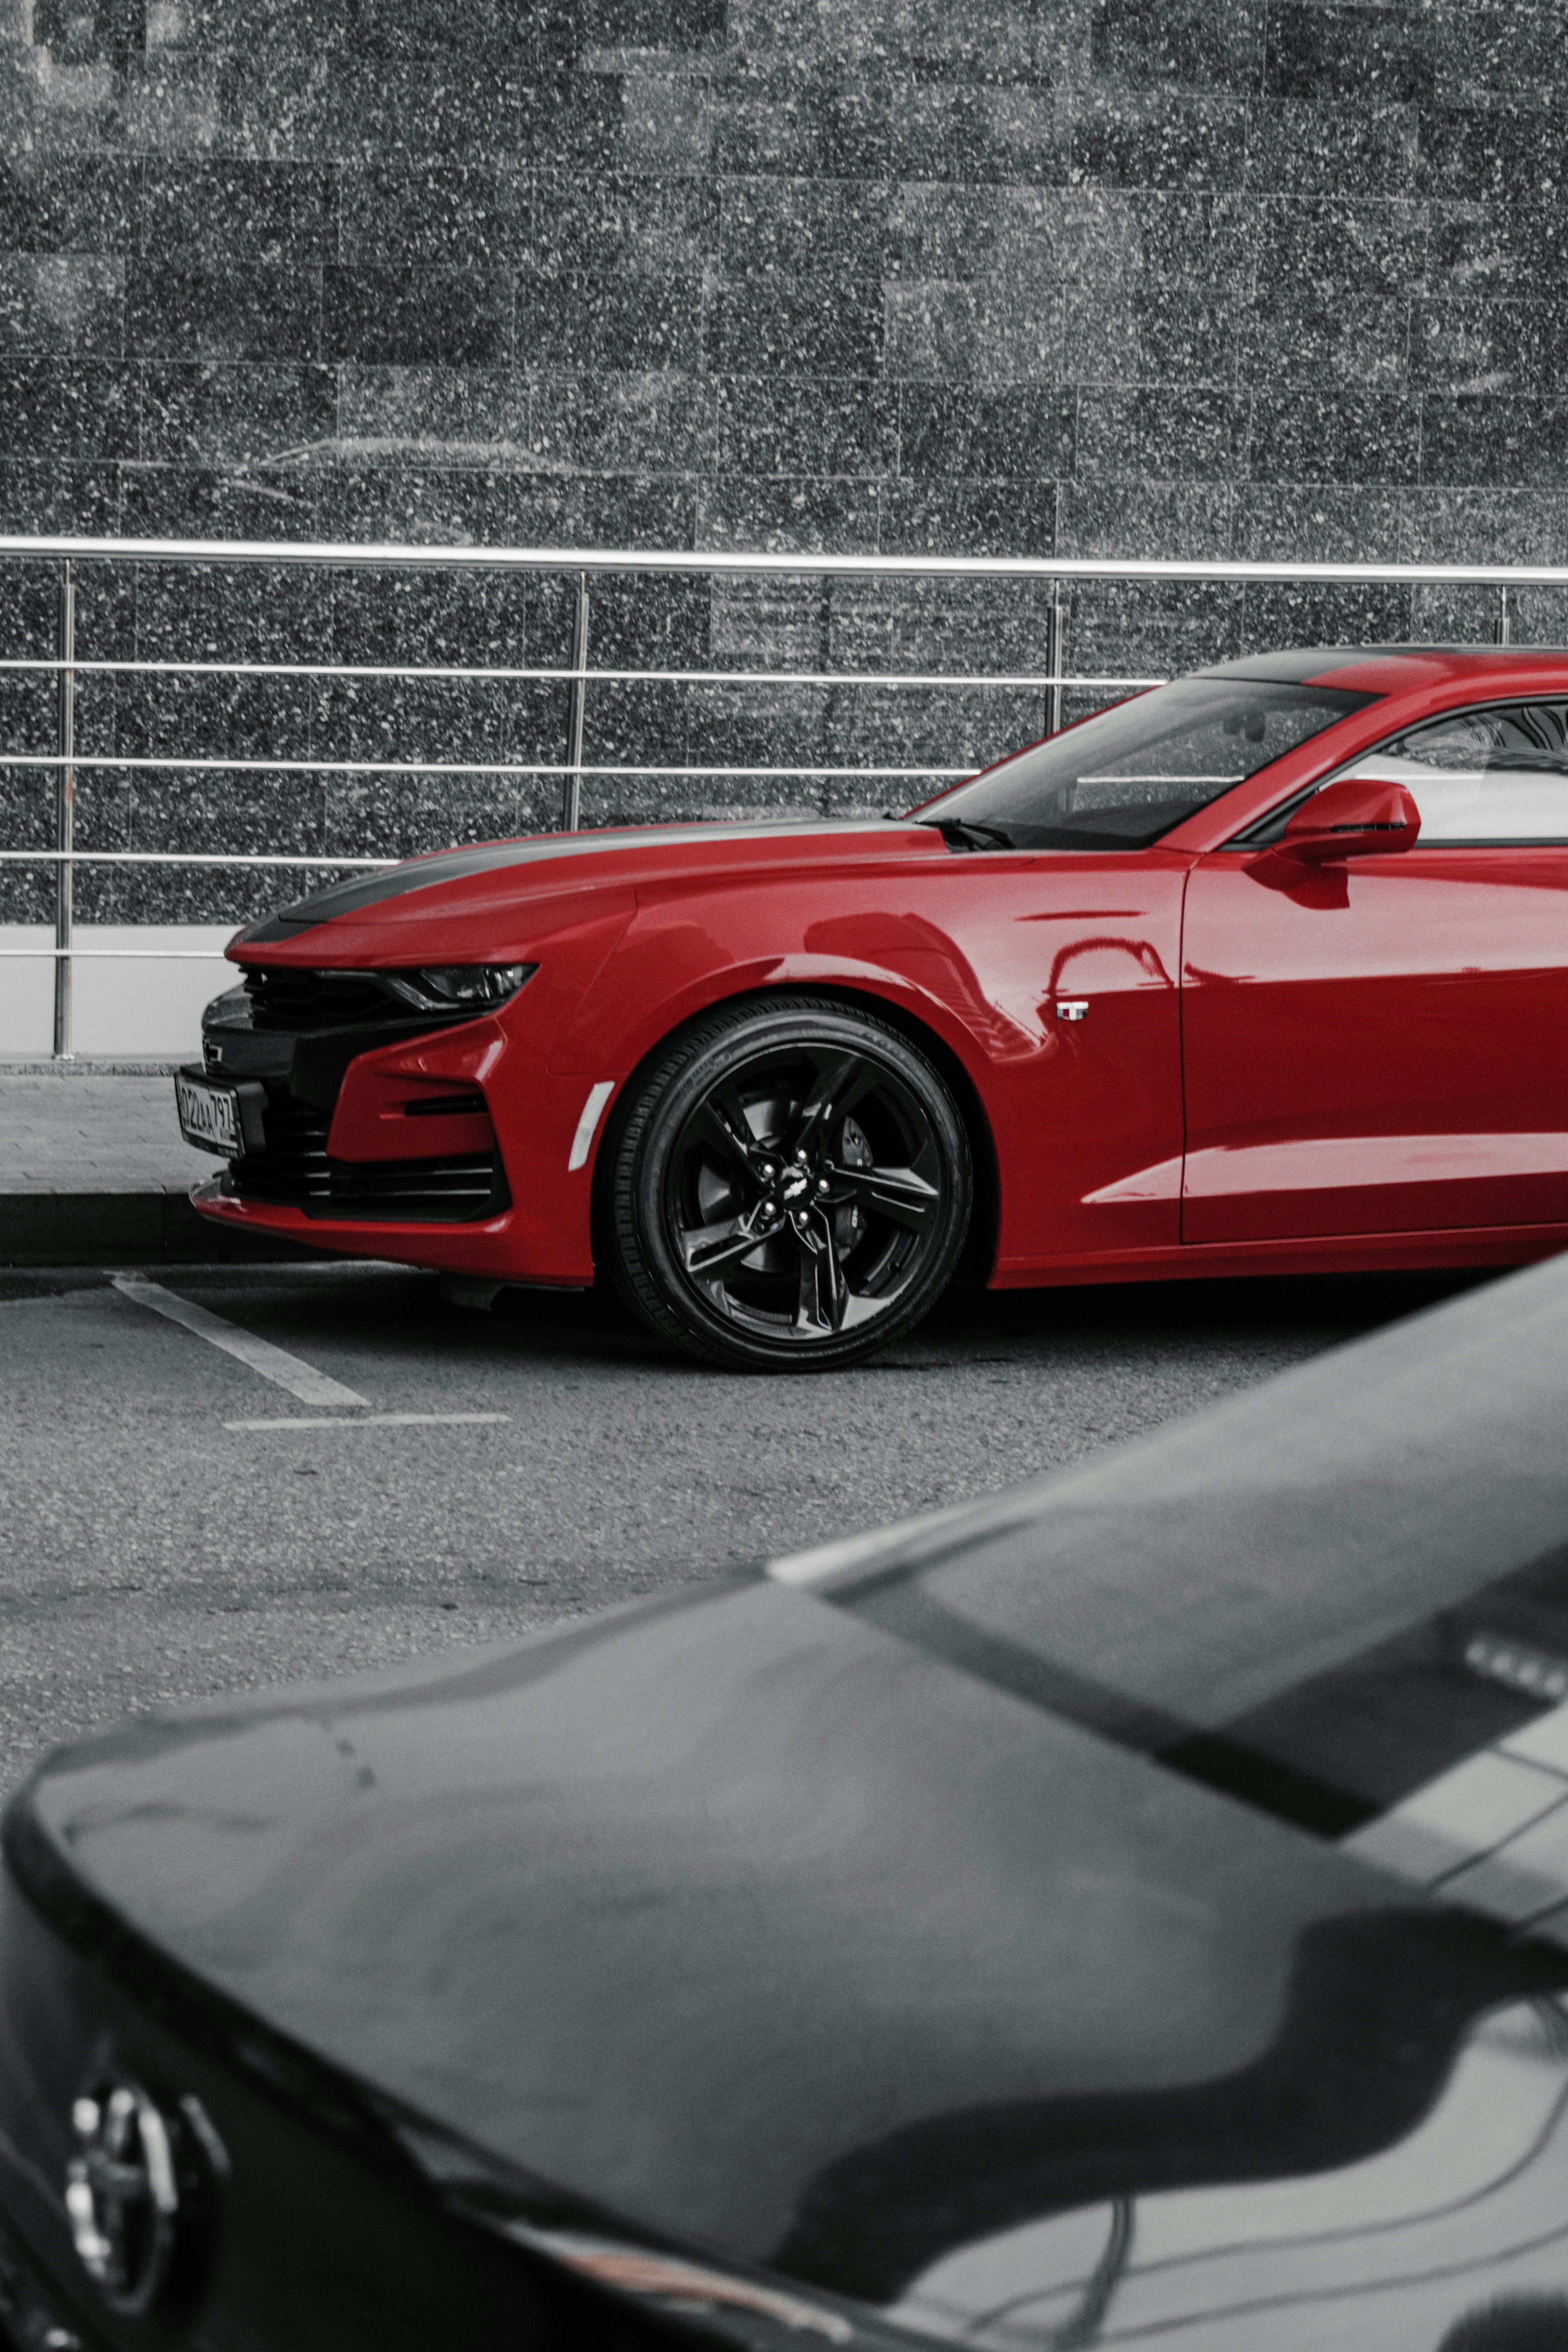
[223,1094,510,1224]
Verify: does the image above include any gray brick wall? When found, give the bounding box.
[2,0,1565,924]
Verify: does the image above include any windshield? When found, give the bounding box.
[918,677,1377,850]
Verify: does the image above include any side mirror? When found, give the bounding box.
[1280,778,1421,863]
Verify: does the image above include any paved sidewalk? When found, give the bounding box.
[2,1069,192,1191]
[0,1068,314,1264]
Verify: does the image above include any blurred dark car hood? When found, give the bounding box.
[11,1582,1418,2283]
[14,1257,1568,2315]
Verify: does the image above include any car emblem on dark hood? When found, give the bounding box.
[65,2078,191,2315]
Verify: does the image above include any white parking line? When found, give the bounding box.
[111,1275,372,1409]
[225,1412,510,1431]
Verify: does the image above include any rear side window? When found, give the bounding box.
[1332,702,1568,845]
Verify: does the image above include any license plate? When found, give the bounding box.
[175,1070,243,1157]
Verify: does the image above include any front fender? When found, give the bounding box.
[547,909,1019,1274]
[554,947,997,1090]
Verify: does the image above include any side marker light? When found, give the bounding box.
[569,1080,616,1172]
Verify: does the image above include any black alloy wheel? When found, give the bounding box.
[604,996,972,1371]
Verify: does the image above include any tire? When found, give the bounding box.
[604,994,973,1372]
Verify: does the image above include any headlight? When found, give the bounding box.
[381,964,536,1013]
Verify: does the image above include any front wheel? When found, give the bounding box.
[603,996,973,1371]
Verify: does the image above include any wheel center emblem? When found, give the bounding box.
[781,1171,810,1201]
[66,2079,182,2315]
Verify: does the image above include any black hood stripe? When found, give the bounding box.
[238,822,885,945]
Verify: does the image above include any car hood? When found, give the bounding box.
[234,818,941,959]
[9,1568,1557,2312]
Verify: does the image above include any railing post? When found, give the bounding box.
[53,559,75,1061]
[1045,582,1066,735]
[816,576,836,817]
[1495,586,1512,645]
[562,569,589,832]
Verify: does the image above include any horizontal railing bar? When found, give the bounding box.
[0,946,238,958]
[3,535,1568,587]
[0,658,1162,691]
[0,755,967,778]
[0,850,392,866]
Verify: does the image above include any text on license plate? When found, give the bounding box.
[175,1072,241,1156]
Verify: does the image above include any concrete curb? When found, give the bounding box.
[1,1190,331,1268]
[0,1061,184,1077]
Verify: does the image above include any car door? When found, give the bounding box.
[1181,698,1568,1243]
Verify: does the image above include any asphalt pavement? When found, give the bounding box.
[0,1255,1493,1797]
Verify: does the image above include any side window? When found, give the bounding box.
[1344,702,1568,845]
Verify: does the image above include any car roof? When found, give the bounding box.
[1197,645,1568,694]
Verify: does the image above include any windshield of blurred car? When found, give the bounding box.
[918,677,1377,850]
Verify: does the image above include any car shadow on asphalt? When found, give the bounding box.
[177,1258,1504,1369]
[0,1258,1498,1374]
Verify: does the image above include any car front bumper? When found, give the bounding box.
[187,1004,608,1286]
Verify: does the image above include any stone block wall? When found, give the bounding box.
[1,0,1565,922]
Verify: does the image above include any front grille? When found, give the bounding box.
[227,1092,509,1223]
[243,967,410,1032]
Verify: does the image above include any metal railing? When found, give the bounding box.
[0,532,1558,1058]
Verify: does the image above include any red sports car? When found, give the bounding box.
[179,645,1568,1371]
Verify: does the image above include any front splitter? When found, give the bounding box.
[189,1177,589,1285]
